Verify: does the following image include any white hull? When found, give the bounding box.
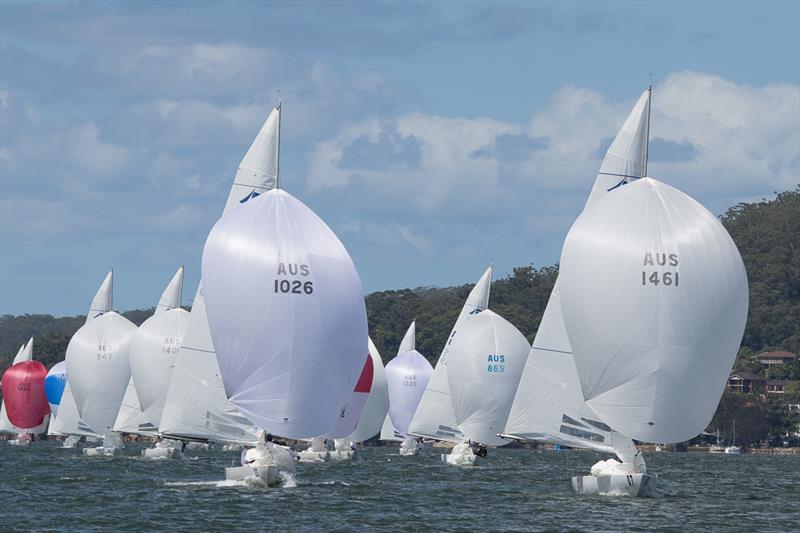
[84,446,119,457]
[329,450,355,461]
[571,473,656,497]
[62,435,81,448]
[298,450,330,463]
[724,446,741,454]
[143,447,183,459]
[225,465,281,486]
[440,453,478,466]
[399,447,419,456]
[8,439,31,447]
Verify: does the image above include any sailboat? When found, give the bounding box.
[1,340,50,446]
[2,338,49,438]
[66,271,138,456]
[443,310,531,465]
[200,155,369,485]
[45,361,68,419]
[385,321,433,456]
[504,88,748,496]
[158,104,282,448]
[121,266,190,458]
[724,420,742,454]
[345,337,390,443]
[408,266,493,446]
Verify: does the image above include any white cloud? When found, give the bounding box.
[69,123,130,176]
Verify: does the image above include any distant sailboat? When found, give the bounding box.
[66,271,137,455]
[158,104,282,447]
[120,266,189,458]
[1,341,50,446]
[201,176,369,483]
[385,321,433,456]
[408,266,493,444]
[1,338,49,436]
[443,310,530,465]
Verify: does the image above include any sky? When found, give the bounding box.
[1,1,798,316]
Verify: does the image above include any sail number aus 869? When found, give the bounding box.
[641,271,679,286]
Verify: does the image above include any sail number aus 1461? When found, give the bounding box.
[641,252,679,287]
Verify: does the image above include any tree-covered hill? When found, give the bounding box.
[1,188,798,373]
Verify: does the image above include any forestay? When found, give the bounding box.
[201,188,368,440]
[447,310,530,446]
[385,348,433,436]
[347,338,390,442]
[408,266,492,443]
[559,178,748,443]
[160,105,280,443]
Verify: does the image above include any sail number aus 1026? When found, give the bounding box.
[273,262,314,295]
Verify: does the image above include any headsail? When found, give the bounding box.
[408,265,492,442]
[160,105,281,443]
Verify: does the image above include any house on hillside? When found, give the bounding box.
[727,372,766,393]
[766,379,800,395]
[755,351,797,367]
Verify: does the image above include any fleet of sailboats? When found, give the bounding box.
[2,89,750,497]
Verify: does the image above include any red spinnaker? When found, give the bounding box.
[1,361,50,429]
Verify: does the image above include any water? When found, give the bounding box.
[2,442,798,532]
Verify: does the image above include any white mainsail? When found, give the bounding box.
[1,338,49,434]
[559,177,748,443]
[87,270,113,323]
[66,272,137,435]
[201,188,369,440]
[160,105,280,443]
[408,266,492,442]
[447,310,530,446]
[385,334,433,437]
[347,338,390,442]
[398,321,415,353]
[123,267,189,434]
[504,89,652,458]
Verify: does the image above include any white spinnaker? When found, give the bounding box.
[504,90,652,458]
[127,267,189,432]
[408,266,492,442]
[1,338,49,434]
[48,382,99,437]
[398,321,415,353]
[202,188,368,440]
[560,178,748,443]
[160,105,280,443]
[447,310,530,446]
[87,271,113,323]
[66,311,136,435]
[385,349,433,436]
[347,338,390,442]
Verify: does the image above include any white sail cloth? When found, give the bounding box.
[66,311,137,435]
[201,188,368,440]
[347,338,390,442]
[48,382,98,437]
[87,271,113,323]
[324,353,373,438]
[447,310,530,446]
[559,177,748,443]
[504,89,652,460]
[385,349,433,436]
[160,106,281,443]
[408,266,492,442]
[398,321,415,353]
[113,377,154,434]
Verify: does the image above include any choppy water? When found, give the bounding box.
[1,442,798,532]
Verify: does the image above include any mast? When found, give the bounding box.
[643,84,652,177]
[276,98,282,189]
